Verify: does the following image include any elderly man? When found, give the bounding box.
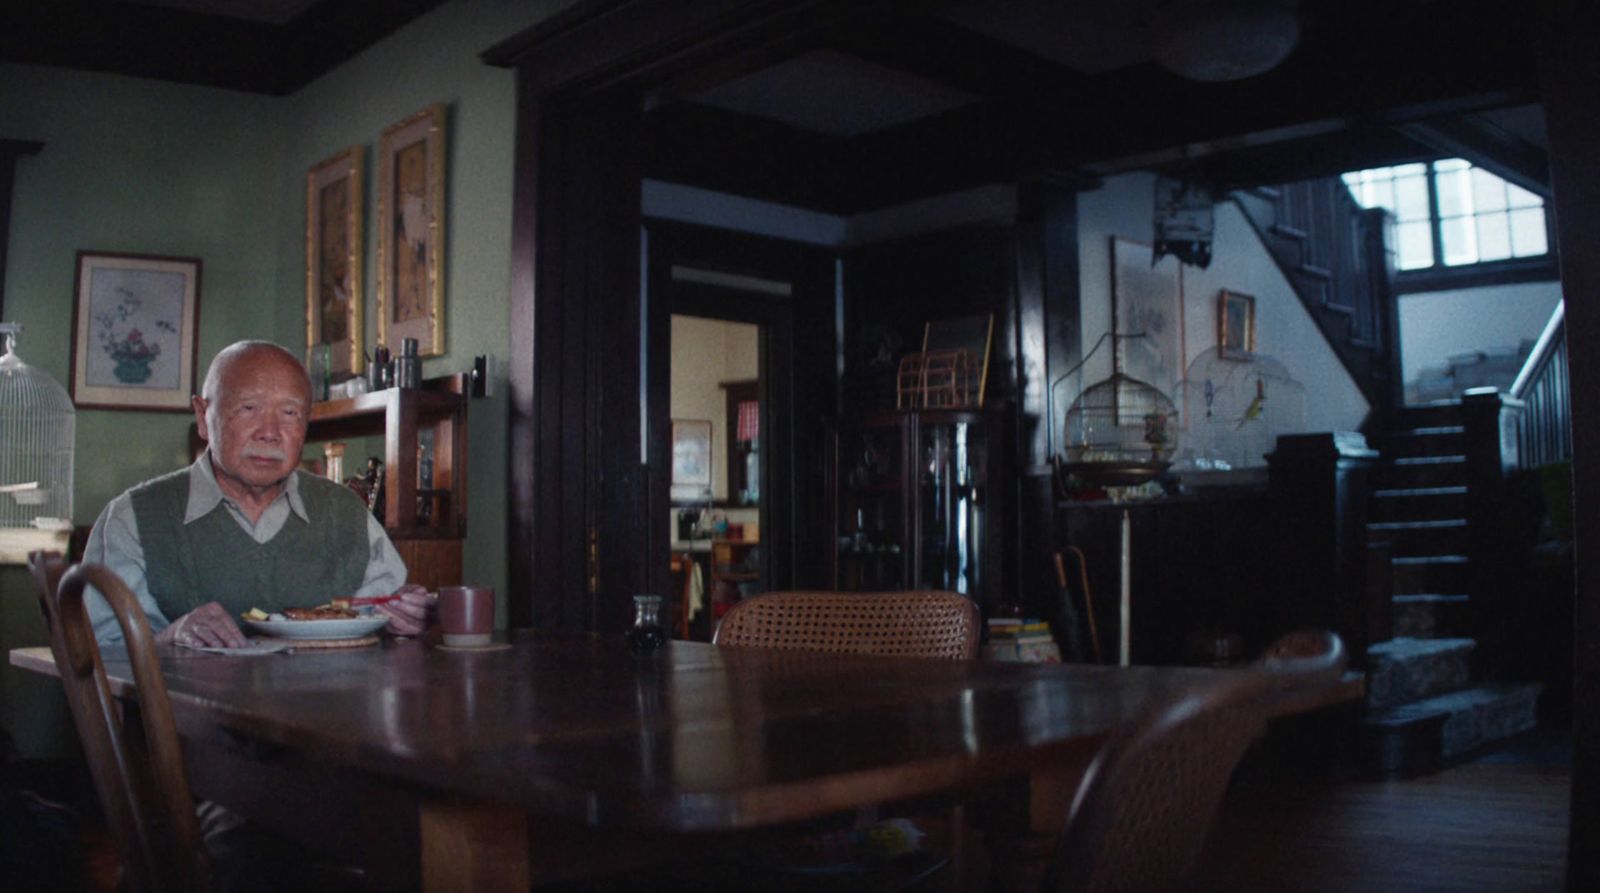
[83,340,430,647]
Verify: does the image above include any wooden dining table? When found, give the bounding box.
[11,631,1283,890]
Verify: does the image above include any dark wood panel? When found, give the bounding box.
[0,140,42,320]
[393,539,462,592]
[1537,3,1600,889]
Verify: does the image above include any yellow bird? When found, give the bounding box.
[1236,378,1266,429]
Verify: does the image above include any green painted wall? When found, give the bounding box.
[0,0,572,757]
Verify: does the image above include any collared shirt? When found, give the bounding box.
[82,456,407,644]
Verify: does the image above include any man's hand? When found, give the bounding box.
[157,602,248,649]
[375,584,433,637]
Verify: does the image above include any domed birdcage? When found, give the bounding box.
[1051,332,1181,488]
[0,323,75,555]
[1062,371,1180,485]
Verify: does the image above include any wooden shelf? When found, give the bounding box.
[305,375,469,590]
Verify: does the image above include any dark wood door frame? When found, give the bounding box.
[487,3,859,631]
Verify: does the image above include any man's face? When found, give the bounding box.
[194,350,311,495]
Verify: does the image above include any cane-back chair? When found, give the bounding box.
[713,589,981,660]
[1040,669,1280,893]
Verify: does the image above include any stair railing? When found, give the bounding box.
[1509,300,1570,469]
[1230,179,1398,416]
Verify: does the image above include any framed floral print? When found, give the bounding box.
[306,145,364,381]
[376,103,446,358]
[70,251,202,411]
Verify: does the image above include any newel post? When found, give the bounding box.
[1459,389,1525,679]
[1267,432,1382,664]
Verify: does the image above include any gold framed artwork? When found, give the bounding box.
[1218,290,1257,359]
[376,103,447,358]
[305,146,364,380]
[69,251,202,411]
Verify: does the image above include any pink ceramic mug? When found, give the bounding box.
[438,586,495,647]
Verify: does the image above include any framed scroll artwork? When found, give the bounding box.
[306,146,364,380]
[376,103,447,358]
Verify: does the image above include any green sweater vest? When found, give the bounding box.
[131,469,371,621]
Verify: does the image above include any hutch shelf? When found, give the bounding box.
[306,374,468,591]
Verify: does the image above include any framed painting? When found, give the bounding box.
[1219,290,1257,359]
[306,146,364,381]
[671,419,713,502]
[1110,236,1184,404]
[70,251,201,411]
[376,104,446,358]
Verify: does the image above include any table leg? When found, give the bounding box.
[419,801,530,892]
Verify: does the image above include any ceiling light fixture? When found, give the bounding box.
[1156,0,1301,82]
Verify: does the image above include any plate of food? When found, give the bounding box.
[241,604,390,640]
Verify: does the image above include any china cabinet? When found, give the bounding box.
[829,410,1000,610]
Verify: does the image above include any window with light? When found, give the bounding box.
[1341,159,1548,271]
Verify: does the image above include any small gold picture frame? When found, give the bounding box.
[377,103,447,358]
[1218,290,1256,360]
[305,146,364,380]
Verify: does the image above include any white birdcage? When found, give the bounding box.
[0,323,75,561]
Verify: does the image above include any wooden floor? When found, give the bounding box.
[1192,732,1572,893]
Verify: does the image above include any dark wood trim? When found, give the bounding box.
[1394,255,1562,295]
[1539,3,1600,889]
[0,140,43,320]
[649,219,837,598]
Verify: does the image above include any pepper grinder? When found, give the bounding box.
[396,337,421,389]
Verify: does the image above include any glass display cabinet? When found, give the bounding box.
[830,410,999,608]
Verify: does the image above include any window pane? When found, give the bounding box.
[1367,183,1390,209]
[1395,174,1430,220]
[1476,213,1511,262]
[1435,158,1469,172]
[1394,162,1428,177]
[1436,165,1472,217]
[1396,220,1434,269]
[1441,216,1478,265]
[1510,207,1549,256]
[1507,182,1542,209]
[1471,169,1508,212]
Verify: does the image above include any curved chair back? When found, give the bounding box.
[714,590,980,660]
[1256,628,1347,681]
[1043,670,1278,893]
[27,552,209,893]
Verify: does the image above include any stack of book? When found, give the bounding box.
[982,617,1062,663]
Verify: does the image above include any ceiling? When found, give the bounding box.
[0,0,444,95]
[2,0,1549,211]
[643,0,1551,213]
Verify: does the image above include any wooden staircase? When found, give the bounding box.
[1360,401,1541,776]
[1230,181,1398,413]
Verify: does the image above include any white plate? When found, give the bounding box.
[244,615,389,640]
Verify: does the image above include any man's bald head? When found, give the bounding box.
[192,341,314,503]
[201,341,310,405]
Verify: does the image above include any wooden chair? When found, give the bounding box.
[714,589,981,660]
[27,551,210,893]
[1037,670,1281,893]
